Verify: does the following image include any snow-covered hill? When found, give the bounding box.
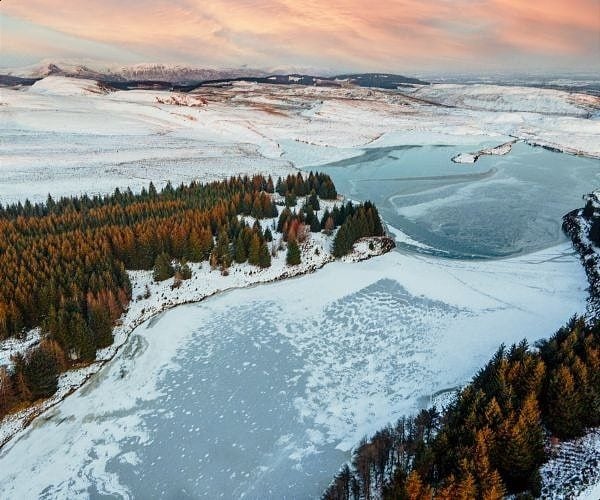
[28,75,109,96]
[414,83,599,116]
[112,63,267,83]
[1,76,598,205]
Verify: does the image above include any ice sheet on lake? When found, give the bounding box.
[0,241,587,499]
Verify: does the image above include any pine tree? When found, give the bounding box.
[212,230,231,269]
[23,347,59,399]
[234,235,247,263]
[0,366,14,417]
[545,364,584,438]
[456,470,477,500]
[248,233,261,266]
[333,225,351,257]
[88,300,113,349]
[497,394,545,492]
[153,253,175,282]
[285,191,297,208]
[405,471,432,500]
[308,190,320,211]
[13,360,32,403]
[286,240,301,266]
[266,176,275,193]
[473,429,505,500]
[258,243,271,268]
[179,261,192,280]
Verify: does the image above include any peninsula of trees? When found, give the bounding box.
[0,172,385,419]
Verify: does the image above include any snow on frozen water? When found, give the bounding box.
[0,239,587,498]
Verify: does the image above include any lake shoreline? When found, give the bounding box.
[0,234,395,450]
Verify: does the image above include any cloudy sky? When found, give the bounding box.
[1,0,599,74]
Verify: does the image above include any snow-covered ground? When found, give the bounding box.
[0,329,41,367]
[451,140,515,163]
[1,76,599,204]
[541,428,600,499]
[579,480,600,500]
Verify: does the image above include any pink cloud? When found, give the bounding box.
[2,0,599,71]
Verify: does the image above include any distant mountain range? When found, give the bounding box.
[0,62,429,91]
[2,62,269,83]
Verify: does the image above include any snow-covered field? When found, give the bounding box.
[1,76,599,204]
[541,428,600,499]
[0,75,599,498]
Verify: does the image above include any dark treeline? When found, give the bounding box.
[276,171,337,200]
[583,197,600,246]
[276,197,384,261]
[331,202,385,257]
[0,171,350,419]
[324,316,600,500]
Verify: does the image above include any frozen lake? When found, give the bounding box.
[0,143,596,499]
[318,141,600,257]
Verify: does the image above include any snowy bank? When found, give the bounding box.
[541,428,600,499]
[562,190,600,319]
[451,140,516,163]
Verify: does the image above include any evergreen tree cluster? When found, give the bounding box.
[210,218,272,271]
[0,173,338,418]
[276,197,384,263]
[323,316,600,500]
[331,201,384,257]
[276,171,337,200]
[153,255,193,283]
[0,339,65,417]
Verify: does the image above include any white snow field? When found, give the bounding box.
[541,428,600,499]
[1,76,599,205]
[0,240,587,499]
[0,76,599,498]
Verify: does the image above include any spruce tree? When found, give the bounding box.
[308,190,320,211]
[286,240,301,266]
[259,243,271,268]
[234,235,247,263]
[179,261,192,280]
[88,302,113,349]
[333,225,351,257]
[248,234,261,266]
[23,347,59,399]
[545,365,584,438]
[285,191,297,208]
[153,253,175,282]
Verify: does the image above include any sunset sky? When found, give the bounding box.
[1,0,599,74]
